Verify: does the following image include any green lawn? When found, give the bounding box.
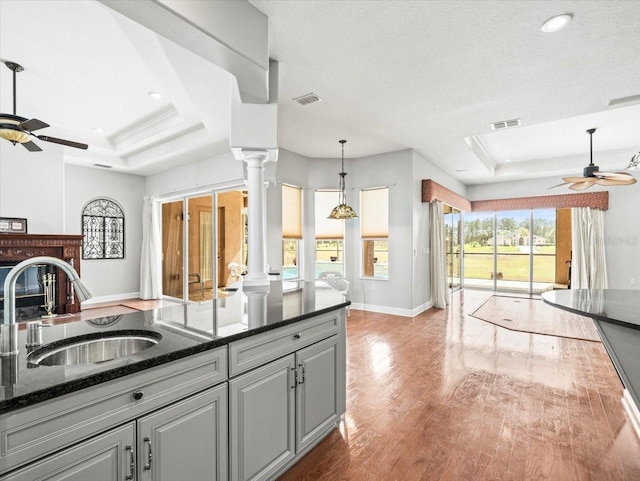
[451,244,556,282]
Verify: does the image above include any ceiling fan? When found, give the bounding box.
[0,61,88,152]
[552,128,637,191]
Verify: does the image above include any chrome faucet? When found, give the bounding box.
[1,256,92,357]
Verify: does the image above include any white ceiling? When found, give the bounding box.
[1,0,639,184]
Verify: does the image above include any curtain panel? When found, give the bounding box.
[429,200,448,309]
[571,207,608,289]
[140,196,162,299]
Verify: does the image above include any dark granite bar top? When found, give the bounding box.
[541,289,640,330]
[0,281,349,412]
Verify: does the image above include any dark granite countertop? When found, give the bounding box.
[541,289,640,330]
[1,281,350,412]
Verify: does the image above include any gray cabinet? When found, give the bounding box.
[296,336,340,452]
[229,355,296,481]
[229,334,341,481]
[0,423,135,481]
[2,385,228,481]
[139,383,228,481]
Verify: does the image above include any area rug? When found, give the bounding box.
[470,295,600,342]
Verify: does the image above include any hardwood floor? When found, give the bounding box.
[277,289,640,481]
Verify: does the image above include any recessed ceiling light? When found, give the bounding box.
[541,13,573,33]
[93,127,104,134]
[505,159,512,163]
[148,91,163,99]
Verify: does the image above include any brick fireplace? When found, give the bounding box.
[0,234,83,320]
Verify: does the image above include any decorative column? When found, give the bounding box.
[243,150,270,286]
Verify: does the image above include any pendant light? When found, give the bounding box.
[328,140,358,219]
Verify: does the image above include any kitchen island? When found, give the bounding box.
[0,280,349,480]
[542,289,640,439]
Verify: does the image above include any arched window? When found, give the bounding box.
[82,198,125,259]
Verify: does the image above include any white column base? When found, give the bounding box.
[622,389,640,440]
[242,274,271,287]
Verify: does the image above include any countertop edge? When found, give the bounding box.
[541,291,640,331]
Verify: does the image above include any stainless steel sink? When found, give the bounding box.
[27,332,161,366]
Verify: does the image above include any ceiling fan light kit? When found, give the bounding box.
[556,128,637,191]
[0,60,88,151]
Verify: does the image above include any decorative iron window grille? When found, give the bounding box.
[82,198,125,259]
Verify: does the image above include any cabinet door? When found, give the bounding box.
[295,335,340,452]
[229,354,296,481]
[0,423,135,481]
[138,384,228,481]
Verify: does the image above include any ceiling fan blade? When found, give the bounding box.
[562,176,589,183]
[22,140,43,152]
[19,118,49,132]
[547,182,569,190]
[36,135,88,150]
[569,179,598,191]
[597,171,635,180]
[596,177,638,186]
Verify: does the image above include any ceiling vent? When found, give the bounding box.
[293,93,321,106]
[491,118,521,130]
[93,163,112,169]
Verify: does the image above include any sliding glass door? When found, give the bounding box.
[160,189,247,334]
[462,211,494,289]
[444,205,462,292]
[462,209,558,294]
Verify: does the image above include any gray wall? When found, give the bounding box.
[0,143,145,302]
[65,165,145,301]
[0,141,65,233]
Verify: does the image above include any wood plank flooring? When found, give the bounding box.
[277,289,640,481]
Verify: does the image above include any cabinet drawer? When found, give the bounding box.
[0,346,227,474]
[229,311,340,377]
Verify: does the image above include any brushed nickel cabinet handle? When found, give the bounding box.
[125,444,135,480]
[143,436,153,470]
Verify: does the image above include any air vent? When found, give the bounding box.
[293,93,321,106]
[93,163,112,169]
[491,118,521,130]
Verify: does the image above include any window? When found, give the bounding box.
[82,198,125,259]
[315,190,344,277]
[361,187,389,279]
[282,184,302,280]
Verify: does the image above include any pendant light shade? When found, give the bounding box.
[328,140,358,219]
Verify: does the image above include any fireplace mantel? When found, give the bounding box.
[0,234,84,314]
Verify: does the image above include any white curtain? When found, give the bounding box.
[429,200,448,309]
[571,207,608,289]
[140,196,162,299]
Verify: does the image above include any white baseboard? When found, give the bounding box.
[622,389,640,440]
[350,301,433,318]
[82,292,140,307]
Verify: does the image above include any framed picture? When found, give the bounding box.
[0,217,28,234]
